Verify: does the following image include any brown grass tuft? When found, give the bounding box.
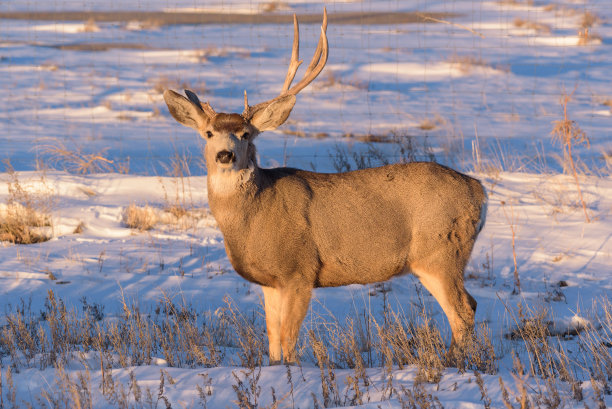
[0,162,53,244]
[580,11,600,29]
[122,204,158,231]
[513,18,551,33]
[418,115,446,131]
[82,17,100,32]
[260,1,291,13]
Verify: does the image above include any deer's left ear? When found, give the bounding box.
[250,95,296,132]
[163,90,212,130]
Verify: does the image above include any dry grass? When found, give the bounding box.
[513,18,551,33]
[42,142,129,174]
[122,203,211,232]
[417,115,446,131]
[1,291,610,407]
[577,28,602,46]
[550,92,591,222]
[580,11,600,29]
[498,0,534,6]
[82,17,100,33]
[0,163,53,244]
[260,1,291,13]
[417,119,436,131]
[281,129,329,139]
[122,204,158,231]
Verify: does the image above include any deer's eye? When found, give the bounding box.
[241,132,250,139]
[206,131,213,139]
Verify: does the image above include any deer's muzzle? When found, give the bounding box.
[216,150,236,164]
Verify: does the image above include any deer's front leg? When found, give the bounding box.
[262,286,282,365]
[279,283,312,365]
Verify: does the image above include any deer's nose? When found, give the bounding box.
[216,150,236,164]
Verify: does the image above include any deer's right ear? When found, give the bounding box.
[250,95,297,132]
[163,90,210,130]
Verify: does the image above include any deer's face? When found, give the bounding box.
[202,113,257,175]
[163,89,298,178]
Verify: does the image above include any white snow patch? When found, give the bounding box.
[363,61,504,80]
[32,23,99,33]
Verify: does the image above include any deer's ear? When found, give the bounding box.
[163,90,211,130]
[250,95,296,132]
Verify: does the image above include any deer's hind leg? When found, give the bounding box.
[262,286,282,365]
[413,260,476,363]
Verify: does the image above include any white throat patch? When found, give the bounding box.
[207,162,255,196]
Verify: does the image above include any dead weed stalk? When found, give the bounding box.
[42,142,128,174]
[550,92,590,222]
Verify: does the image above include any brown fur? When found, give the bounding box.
[212,113,248,133]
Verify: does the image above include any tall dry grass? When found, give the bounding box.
[0,161,54,244]
[551,92,591,222]
[1,291,610,407]
[42,142,129,174]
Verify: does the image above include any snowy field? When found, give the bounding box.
[0,0,611,408]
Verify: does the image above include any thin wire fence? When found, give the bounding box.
[0,1,610,175]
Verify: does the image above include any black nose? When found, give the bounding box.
[216,150,235,164]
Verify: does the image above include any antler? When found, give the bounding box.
[243,8,328,119]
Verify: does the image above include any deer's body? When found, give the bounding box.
[210,163,485,290]
[163,10,487,365]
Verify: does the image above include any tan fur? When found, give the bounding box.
[162,12,486,364]
[163,89,487,364]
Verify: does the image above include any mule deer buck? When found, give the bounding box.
[163,9,487,365]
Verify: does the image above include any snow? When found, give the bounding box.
[1,0,611,408]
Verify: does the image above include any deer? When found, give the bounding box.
[163,9,487,365]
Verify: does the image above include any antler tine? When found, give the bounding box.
[243,90,250,117]
[280,14,303,94]
[245,9,328,119]
[284,8,328,97]
[301,8,328,80]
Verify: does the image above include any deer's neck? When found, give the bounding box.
[207,162,256,196]
[207,163,260,224]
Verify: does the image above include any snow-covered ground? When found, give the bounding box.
[1,0,611,408]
